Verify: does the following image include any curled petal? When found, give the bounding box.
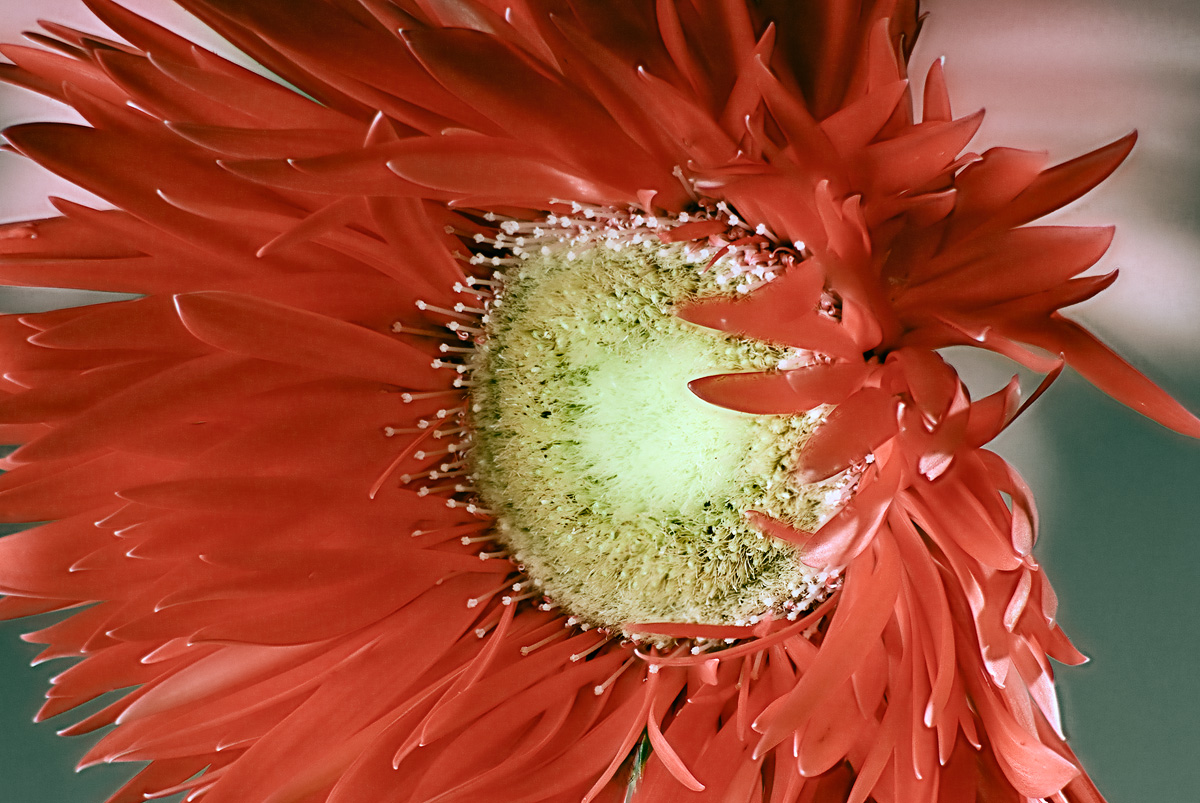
[797,387,900,483]
[688,360,867,414]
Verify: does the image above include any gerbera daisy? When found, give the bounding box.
[0,1,1194,802]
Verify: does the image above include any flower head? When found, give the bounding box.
[0,1,1194,802]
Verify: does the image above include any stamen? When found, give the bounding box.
[520,629,568,655]
[410,520,489,541]
[473,609,502,637]
[413,444,459,460]
[672,165,699,201]
[391,323,448,338]
[401,390,459,404]
[418,482,471,497]
[501,590,537,606]
[594,655,638,695]
[466,578,516,608]
[453,282,492,298]
[416,300,477,321]
[446,322,485,336]
[368,424,445,499]
[382,426,423,437]
[570,640,606,662]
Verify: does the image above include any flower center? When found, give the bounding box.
[469,240,838,631]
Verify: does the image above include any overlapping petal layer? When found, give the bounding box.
[0,1,1190,802]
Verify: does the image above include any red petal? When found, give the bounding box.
[975,687,1081,798]
[901,226,1115,311]
[689,360,866,415]
[952,146,1049,226]
[754,535,901,754]
[994,133,1137,231]
[173,291,444,389]
[386,133,625,206]
[820,79,909,157]
[676,263,860,358]
[402,27,670,194]
[921,57,952,122]
[797,387,899,483]
[1009,314,1200,437]
[859,111,984,197]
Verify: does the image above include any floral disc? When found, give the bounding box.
[469,235,842,630]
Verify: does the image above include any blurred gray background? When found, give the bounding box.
[0,1,1197,801]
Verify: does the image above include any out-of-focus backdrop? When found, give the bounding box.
[0,1,1195,801]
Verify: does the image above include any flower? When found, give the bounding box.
[0,1,1194,802]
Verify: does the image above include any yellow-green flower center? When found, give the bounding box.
[470,244,833,630]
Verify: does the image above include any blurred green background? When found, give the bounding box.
[0,1,1197,801]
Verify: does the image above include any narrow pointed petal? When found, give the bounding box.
[173,291,444,389]
[689,360,866,414]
